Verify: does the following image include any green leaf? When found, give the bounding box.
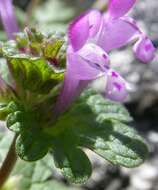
[15,32,28,48]
[7,111,24,132]
[85,94,132,123]
[79,120,148,167]
[6,102,35,133]
[25,28,44,44]
[0,130,82,190]
[15,129,51,161]
[0,104,10,120]
[0,61,17,104]
[7,55,63,94]
[43,39,64,59]
[53,139,92,184]
[48,92,148,170]
[0,94,20,122]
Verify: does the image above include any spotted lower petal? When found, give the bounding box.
[78,43,110,71]
[105,70,128,102]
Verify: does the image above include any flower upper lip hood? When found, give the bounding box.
[55,0,156,115]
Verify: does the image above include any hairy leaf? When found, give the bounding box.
[7,55,63,94]
[49,92,148,170]
[16,129,52,161]
[0,131,81,190]
[52,135,92,184]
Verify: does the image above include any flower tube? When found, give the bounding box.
[0,0,19,39]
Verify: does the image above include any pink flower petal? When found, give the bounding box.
[97,18,138,52]
[107,0,136,19]
[68,10,102,51]
[54,47,92,115]
[89,10,102,37]
[54,44,109,114]
[133,36,156,63]
[53,71,80,115]
[78,43,110,71]
[68,49,102,80]
[105,70,128,102]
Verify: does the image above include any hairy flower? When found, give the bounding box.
[55,0,156,114]
[0,0,19,39]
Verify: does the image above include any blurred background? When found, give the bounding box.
[1,0,158,190]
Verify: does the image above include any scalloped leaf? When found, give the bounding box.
[6,102,37,133]
[16,129,52,161]
[0,131,81,190]
[49,92,148,170]
[52,135,92,184]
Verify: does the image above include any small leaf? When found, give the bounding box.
[7,55,63,94]
[43,39,63,59]
[6,111,25,132]
[25,28,43,43]
[15,32,28,48]
[0,101,21,121]
[0,104,10,120]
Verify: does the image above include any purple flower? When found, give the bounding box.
[0,0,19,39]
[98,0,156,62]
[69,0,155,63]
[55,0,156,115]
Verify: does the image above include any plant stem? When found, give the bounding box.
[0,134,17,188]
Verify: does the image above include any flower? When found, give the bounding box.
[55,0,156,115]
[0,0,19,39]
[98,0,156,63]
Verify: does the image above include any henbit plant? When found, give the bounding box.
[0,0,155,188]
